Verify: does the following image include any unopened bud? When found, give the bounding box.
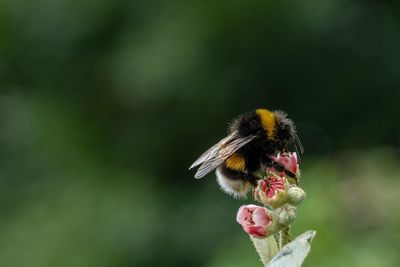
[287,186,306,206]
[276,204,297,226]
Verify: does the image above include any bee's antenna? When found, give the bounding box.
[294,133,304,154]
[291,132,304,163]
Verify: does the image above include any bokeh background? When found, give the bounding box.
[1,0,400,266]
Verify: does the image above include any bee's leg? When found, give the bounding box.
[216,166,258,197]
[270,161,298,185]
[263,156,298,181]
[274,161,296,178]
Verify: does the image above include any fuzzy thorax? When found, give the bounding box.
[256,109,276,140]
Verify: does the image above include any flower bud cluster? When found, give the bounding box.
[236,152,306,239]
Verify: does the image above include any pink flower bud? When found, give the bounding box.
[271,152,299,177]
[236,205,272,238]
[254,175,288,208]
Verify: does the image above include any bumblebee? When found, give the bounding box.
[189,109,303,197]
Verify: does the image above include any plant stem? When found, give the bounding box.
[280,225,292,248]
[273,232,281,249]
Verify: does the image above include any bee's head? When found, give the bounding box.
[273,110,303,154]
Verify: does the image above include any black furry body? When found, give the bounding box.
[219,110,295,186]
[190,108,300,197]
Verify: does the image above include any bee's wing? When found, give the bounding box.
[189,132,237,170]
[190,133,256,179]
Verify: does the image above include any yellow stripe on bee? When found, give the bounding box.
[256,109,276,139]
[225,153,246,171]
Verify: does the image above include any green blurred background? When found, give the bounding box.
[1,0,400,266]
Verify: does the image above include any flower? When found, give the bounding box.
[236,205,272,238]
[260,176,286,198]
[254,175,288,208]
[271,152,299,177]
